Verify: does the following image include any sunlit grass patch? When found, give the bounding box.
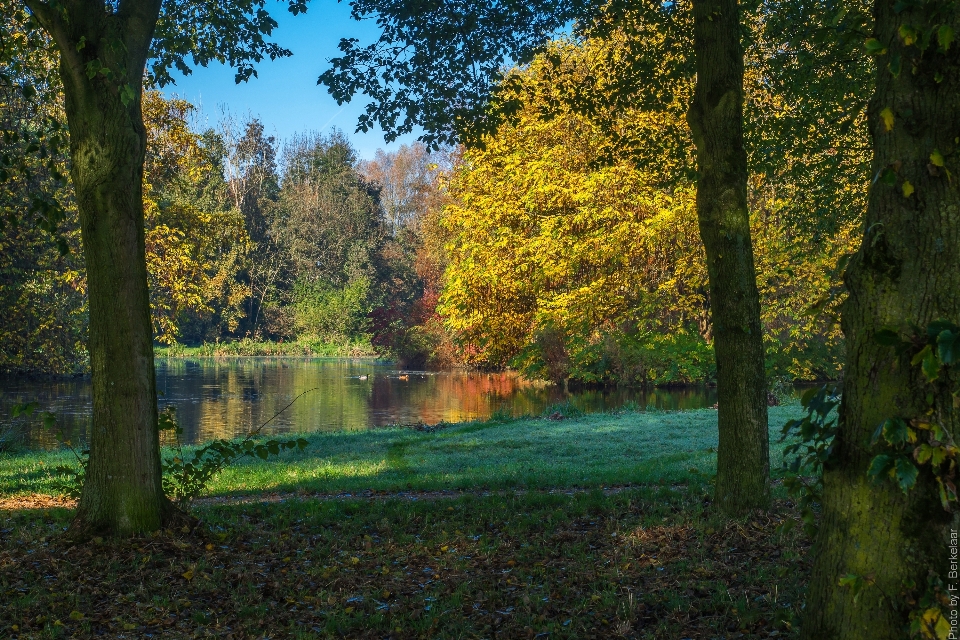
[0,406,804,500]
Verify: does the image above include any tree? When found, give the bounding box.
[802,1,959,637]
[220,115,283,337]
[361,143,458,368]
[3,0,307,536]
[322,0,770,513]
[686,0,769,511]
[0,5,86,375]
[360,142,437,235]
[275,129,386,340]
[142,92,250,345]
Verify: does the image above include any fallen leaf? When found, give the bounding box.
[903,181,915,197]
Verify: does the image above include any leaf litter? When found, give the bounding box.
[0,486,809,638]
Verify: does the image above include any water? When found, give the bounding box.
[1,358,717,449]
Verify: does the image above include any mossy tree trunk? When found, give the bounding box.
[801,2,960,638]
[687,0,770,515]
[25,0,176,535]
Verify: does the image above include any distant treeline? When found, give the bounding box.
[1,18,865,386]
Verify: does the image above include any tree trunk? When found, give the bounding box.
[801,2,960,638]
[27,0,174,536]
[686,0,770,514]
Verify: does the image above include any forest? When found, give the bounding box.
[4,8,863,387]
[0,1,957,639]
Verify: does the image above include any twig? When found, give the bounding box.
[247,387,319,439]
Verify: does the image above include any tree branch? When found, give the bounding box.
[22,0,87,91]
[117,0,163,80]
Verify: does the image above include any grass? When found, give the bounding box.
[0,406,803,499]
[155,336,378,358]
[0,406,813,639]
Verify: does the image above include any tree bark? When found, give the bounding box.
[801,3,960,638]
[27,0,174,536]
[686,0,770,514]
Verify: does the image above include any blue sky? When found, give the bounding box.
[160,2,420,160]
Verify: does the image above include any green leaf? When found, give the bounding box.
[11,401,39,418]
[830,7,848,27]
[937,329,959,365]
[915,444,934,465]
[887,54,902,77]
[911,344,932,366]
[873,328,902,346]
[838,573,872,602]
[922,350,940,382]
[120,84,137,107]
[916,443,949,467]
[899,25,918,46]
[800,386,819,407]
[867,454,895,480]
[881,418,910,446]
[938,478,957,509]
[928,320,960,338]
[939,25,955,52]
[865,38,887,55]
[892,456,919,492]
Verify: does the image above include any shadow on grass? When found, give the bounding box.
[0,486,810,639]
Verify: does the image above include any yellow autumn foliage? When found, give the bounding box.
[142,92,250,344]
[439,29,861,385]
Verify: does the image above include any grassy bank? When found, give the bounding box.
[1,407,811,639]
[0,406,802,499]
[156,336,378,358]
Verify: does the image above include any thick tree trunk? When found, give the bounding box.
[28,0,173,536]
[801,3,960,638]
[687,0,770,514]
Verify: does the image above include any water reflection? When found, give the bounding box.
[1,358,717,449]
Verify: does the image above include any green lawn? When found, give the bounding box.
[0,406,803,499]
[0,406,811,639]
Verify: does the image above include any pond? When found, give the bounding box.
[1,358,717,448]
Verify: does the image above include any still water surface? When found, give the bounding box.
[1,358,717,448]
